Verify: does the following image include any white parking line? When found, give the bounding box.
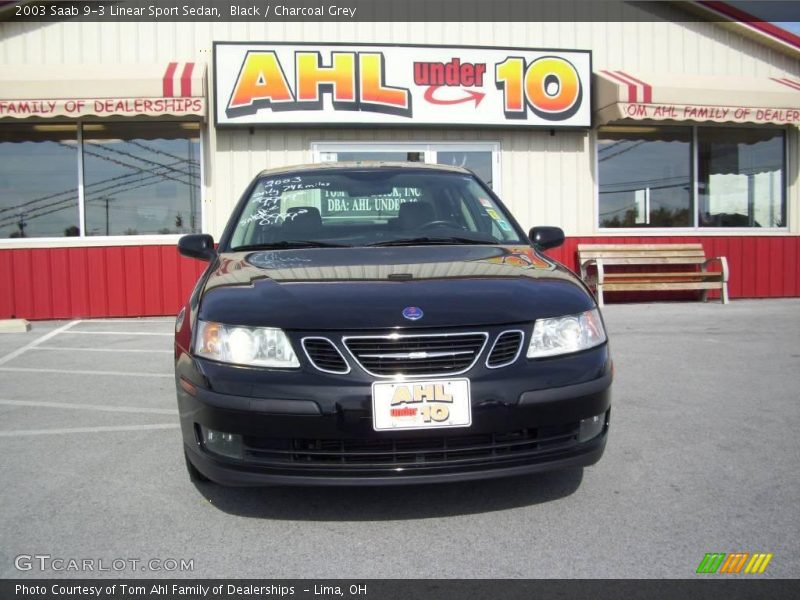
[0,320,80,366]
[0,367,172,378]
[0,399,176,415]
[0,423,179,437]
[80,319,172,323]
[62,331,172,337]
[32,346,173,354]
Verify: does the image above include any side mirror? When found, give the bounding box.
[529,226,564,250]
[178,234,216,262]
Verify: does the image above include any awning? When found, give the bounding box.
[0,62,206,119]
[594,70,800,126]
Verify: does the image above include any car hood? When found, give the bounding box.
[197,245,594,330]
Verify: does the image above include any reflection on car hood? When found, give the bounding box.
[198,245,594,330]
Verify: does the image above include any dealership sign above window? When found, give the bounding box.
[213,43,591,128]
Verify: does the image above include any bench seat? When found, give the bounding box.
[578,244,729,306]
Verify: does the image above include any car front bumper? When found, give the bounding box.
[176,342,612,486]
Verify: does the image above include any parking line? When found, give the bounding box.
[81,319,172,323]
[0,367,173,378]
[0,320,80,366]
[0,423,179,437]
[32,346,173,354]
[62,331,172,337]
[0,399,177,415]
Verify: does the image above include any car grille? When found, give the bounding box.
[487,330,524,368]
[242,424,580,470]
[343,332,488,377]
[302,337,349,374]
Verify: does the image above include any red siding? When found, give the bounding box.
[0,250,13,318]
[0,236,798,320]
[0,245,206,320]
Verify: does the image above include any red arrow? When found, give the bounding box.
[424,85,485,107]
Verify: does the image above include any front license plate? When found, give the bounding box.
[371,378,472,431]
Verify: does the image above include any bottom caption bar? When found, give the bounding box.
[2,579,798,600]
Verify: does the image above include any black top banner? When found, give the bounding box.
[2,0,798,23]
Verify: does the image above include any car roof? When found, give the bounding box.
[256,161,471,178]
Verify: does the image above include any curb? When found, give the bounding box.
[0,319,31,334]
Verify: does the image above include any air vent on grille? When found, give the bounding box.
[302,338,350,374]
[242,424,581,469]
[486,330,524,368]
[344,332,488,377]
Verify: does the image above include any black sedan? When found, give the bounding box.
[175,162,611,485]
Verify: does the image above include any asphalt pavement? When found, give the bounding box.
[0,300,798,578]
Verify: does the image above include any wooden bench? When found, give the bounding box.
[578,244,729,306]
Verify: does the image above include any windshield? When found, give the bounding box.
[227,168,525,250]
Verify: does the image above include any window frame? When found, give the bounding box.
[311,141,502,195]
[0,119,205,248]
[594,123,790,234]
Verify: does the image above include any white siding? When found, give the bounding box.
[2,1,798,237]
[789,127,800,233]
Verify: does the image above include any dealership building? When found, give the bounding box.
[0,1,799,320]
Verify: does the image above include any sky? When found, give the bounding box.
[774,22,800,35]
[726,1,800,36]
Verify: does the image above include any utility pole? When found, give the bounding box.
[16,213,27,238]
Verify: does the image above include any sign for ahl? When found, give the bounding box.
[213,42,591,128]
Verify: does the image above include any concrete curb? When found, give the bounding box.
[0,319,31,333]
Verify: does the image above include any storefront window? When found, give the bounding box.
[332,151,424,162]
[83,122,201,236]
[314,143,500,192]
[598,125,787,230]
[598,126,692,228]
[436,151,494,189]
[698,127,785,228]
[0,124,79,238]
[0,121,201,239]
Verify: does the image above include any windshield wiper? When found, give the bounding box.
[231,240,351,251]
[367,236,496,247]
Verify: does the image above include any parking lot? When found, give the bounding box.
[0,299,798,579]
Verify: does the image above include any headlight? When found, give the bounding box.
[194,320,300,368]
[527,308,607,358]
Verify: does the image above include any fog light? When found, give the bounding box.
[578,412,606,442]
[200,426,243,459]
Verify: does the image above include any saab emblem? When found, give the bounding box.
[402,306,424,321]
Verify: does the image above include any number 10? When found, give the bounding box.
[495,56,582,120]
[421,405,449,423]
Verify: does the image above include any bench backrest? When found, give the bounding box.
[577,244,707,265]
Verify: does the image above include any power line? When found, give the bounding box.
[598,140,647,162]
[0,156,197,217]
[0,166,199,229]
[0,163,195,225]
[0,137,199,215]
[128,139,199,165]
